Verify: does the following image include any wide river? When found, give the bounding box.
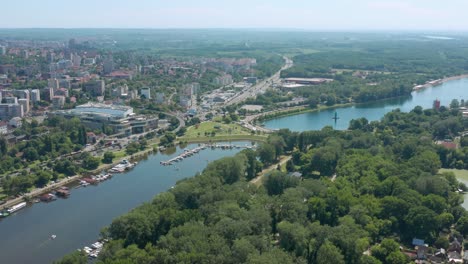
[264,78,468,131]
[265,77,468,211]
[0,143,249,264]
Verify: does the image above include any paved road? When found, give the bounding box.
[224,56,293,107]
[164,112,185,133]
[242,105,306,133]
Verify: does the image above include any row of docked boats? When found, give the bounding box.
[160,145,207,166]
[79,172,112,187]
[0,186,73,218]
[39,186,70,202]
[160,143,256,166]
[210,143,255,150]
[80,240,107,258]
[0,160,136,219]
[109,159,137,173]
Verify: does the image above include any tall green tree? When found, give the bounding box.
[316,241,345,264]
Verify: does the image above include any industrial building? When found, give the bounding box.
[49,103,158,136]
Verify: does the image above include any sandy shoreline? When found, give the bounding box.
[413,74,468,91]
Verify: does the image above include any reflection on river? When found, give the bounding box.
[0,142,248,264]
[264,78,468,131]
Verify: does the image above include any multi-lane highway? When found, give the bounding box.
[225,56,293,106]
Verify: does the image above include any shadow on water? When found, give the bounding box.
[353,95,413,109]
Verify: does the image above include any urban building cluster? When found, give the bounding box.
[0,37,266,138]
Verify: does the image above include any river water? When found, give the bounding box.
[0,143,249,264]
[264,78,468,131]
[264,78,468,209]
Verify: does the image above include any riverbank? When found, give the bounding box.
[439,168,468,211]
[413,74,468,91]
[0,135,258,212]
[0,146,157,211]
[178,134,267,143]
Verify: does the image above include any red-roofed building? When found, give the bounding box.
[107,71,133,80]
[86,132,97,143]
[439,141,457,149]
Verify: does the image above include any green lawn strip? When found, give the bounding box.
[440,168,468,181]
[184,121,252,138]
[179,134,267,143]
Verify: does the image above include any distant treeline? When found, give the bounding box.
[280,40,468,104]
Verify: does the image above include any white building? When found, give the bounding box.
[31,89,41,103]
[0,46,6,56]
[112,84,129,97]
[52,96,65,109]
[214,75,233,86]
[48,78,59,90]
[73,54,81,67]
[0,121,7,134]
[50,103,158,136]
[9,117,22,128]
[140,87,151,99]
[128,90,138,100]
[18,99,29,114]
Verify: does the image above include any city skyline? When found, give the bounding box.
[1,0,468,31]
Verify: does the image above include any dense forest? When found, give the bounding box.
[279,39,468,104]
[57,106,468,264]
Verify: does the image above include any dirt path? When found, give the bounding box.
[250,155,292,186]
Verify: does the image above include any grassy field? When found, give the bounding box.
[180,134,267,143]
[182,121,253,138]
[440,168,468,181]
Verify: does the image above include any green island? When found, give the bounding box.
[58,105,468,264]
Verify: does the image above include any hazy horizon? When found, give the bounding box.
[2,0,468,31]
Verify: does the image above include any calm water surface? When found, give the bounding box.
[0,142,249,264]
[264,78,468,131]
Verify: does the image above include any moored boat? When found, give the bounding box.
[7,202,27,214]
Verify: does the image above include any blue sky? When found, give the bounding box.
[1,0,467,30]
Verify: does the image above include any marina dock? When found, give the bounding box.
[160,143,255,166]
